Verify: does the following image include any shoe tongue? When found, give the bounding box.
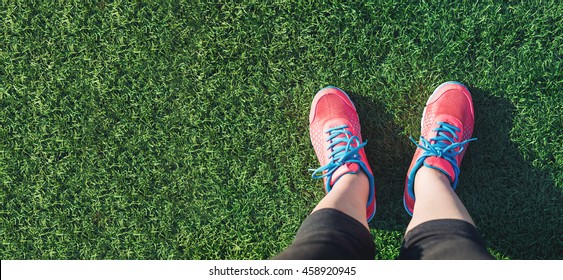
[423,115,463,183]
[329,163,360,186]
[423,156,455,183]
[323,118,361,186]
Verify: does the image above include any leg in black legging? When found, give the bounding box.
[399,219,493,260]
[274,208,375,260]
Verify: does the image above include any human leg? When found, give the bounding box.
[274,87,376,259]
[312,171,370,229]
[400,82,493,259]
[406,166,474,232]
[400,166,492,259]
[274,173,373,259]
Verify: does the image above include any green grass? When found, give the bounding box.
[1,0,561,259]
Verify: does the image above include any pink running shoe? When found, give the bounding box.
[404,82,476,215]
[309,86,376,222]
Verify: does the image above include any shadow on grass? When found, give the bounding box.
[347,88,561,259]
[347,91,414,259]
[464,87,561,260]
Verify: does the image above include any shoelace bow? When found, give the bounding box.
[410,121,476,180]
[311,125,367,182]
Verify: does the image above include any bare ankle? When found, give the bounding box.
[415,166,450,187]
[332,170,368,191]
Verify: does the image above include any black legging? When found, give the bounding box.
[274,208,493,260]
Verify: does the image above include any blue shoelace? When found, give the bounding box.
[310,125,368,193]
[408,121,476,195]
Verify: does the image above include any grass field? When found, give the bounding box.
[1,0,561,259]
